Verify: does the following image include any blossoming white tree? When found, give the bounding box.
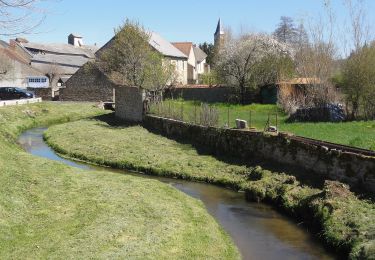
[215,33,293,104]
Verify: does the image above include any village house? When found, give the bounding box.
[9,34,98,99]
[0,40,45,90]
[172,42,209,84]
[60,32,188,102]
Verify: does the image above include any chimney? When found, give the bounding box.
[15,37,29,43]
[68,33,84,47]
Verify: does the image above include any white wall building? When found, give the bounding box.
[172,42,209,84]
[97,31,189,85]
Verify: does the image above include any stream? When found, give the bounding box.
[18,127,336,260]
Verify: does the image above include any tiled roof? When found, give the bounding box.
[0,46,30,65]
[97,32,187,59]
[193,46,207,63]
[30,62,79,75]
[0,47,44,75]
[172,42,193,57]
[149,32,187,58]
[31,53,89,67]
[278,78,322,85]
[0,40,9,48]
[21,42,97,58]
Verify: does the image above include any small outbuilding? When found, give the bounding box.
[115,86,145,122]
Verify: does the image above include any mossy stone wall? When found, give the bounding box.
[144,115,375,194]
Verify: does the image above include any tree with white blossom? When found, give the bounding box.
[215,33,293,104]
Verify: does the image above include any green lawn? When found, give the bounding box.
[45,116,375,259]
[0,102,239,259]
[150,100,375,150]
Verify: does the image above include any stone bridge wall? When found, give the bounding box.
[143,115,375,194]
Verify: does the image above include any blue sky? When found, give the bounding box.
[4,0,375,48]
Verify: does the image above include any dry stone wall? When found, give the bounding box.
[115,86,144,122]
[60,65,115,102]
[144,115,375,194]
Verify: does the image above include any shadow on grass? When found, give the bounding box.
[91,113,140,128]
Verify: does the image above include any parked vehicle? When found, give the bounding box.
[0,87,34,100]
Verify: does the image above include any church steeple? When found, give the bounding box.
[214,18,225,49]
[214,18,224,38]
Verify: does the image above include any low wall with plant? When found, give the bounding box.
[144,115,375,194]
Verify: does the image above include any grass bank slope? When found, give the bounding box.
[155,100,375,150]
[45,116,375,259]
[0,102,239,259]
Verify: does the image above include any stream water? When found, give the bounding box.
[18,127,336,260]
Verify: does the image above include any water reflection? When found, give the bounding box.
[18,127,336,260]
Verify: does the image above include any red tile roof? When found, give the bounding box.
[171,42,193,57]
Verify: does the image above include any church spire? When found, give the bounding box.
[214,18,224,37]
[214,18,225,49]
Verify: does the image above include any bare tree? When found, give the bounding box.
[215,32,293,104]
[292,2,339,108]
[45,60,61,89]
[0,0,47,36]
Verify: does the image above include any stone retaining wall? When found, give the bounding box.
[28,87,52,101]
[144,115,375,194]
[0,98,42,107]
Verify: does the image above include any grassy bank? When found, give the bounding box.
[150,100,375,150]
[45,116,375,259]
[0,102,239,259]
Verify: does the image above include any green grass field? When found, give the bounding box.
[45,116,375,259]
[150,100,375,150]
[0,102,239,259]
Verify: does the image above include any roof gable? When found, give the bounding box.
[171,42,193,57]
[193,46,207,62]
[97,31,187,59]
[149,32,186,58]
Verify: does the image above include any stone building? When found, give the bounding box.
[61,31,188,102]
[12,34,98,99]
[0,40,45,88]
[115,86,145,122]
[60,63,116,102]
